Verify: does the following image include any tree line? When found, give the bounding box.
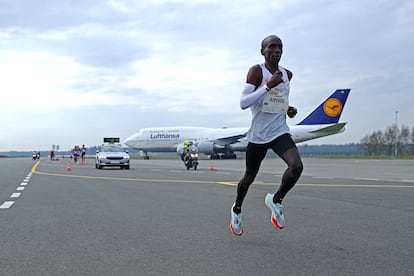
[360,124,414,156]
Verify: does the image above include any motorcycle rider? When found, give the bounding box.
[181,140,190,161]
[184,142,199,170]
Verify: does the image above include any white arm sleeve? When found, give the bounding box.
[240,83,266,110]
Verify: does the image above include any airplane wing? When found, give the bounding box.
[309,122,347,133]
[213,133,247,146]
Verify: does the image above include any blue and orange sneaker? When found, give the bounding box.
[230,203,244,236]
[265,193,285,229]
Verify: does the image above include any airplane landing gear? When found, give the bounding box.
[210,153,237,159]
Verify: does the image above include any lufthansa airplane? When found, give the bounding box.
[125,89,351,159]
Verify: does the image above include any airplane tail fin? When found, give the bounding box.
[297,89,350,125]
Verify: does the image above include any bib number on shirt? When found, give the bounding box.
[262,88,289,114]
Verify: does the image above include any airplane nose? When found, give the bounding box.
[124,134,135,146]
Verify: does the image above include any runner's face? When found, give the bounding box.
[262,38,283,64]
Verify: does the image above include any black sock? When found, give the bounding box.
[233,205,241,214]
[273,193,283,204]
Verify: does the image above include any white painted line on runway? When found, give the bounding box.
[2,169,34,210]
[0,161,40,210]
[0,201,15,209]
[312,176,334,179]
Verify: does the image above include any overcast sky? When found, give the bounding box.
[1,0,413,151]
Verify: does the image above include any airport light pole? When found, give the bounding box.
[394,111,398,158]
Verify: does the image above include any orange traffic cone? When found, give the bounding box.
[209,163,215,171]
[66,162,72,172]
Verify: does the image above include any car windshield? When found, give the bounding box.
[100,146,124,152]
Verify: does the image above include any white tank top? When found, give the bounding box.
[246,64,290,144]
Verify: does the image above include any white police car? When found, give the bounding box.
[95,142,130,170]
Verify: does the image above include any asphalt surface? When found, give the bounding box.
[1,157,413,275]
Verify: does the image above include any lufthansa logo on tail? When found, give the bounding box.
[323,98,342,117]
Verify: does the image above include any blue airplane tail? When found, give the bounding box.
[297,89,351,125]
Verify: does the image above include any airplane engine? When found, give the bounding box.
[176,145,184,155]
[197,142,224,155]
[228,142,247,152]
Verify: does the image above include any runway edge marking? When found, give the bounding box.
[0,162,37,210]
[0,201,15,209]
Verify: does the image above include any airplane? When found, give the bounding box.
[124,89,351,159]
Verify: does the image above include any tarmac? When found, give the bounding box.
[1,157,413,275]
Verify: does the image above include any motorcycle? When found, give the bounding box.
[32,151,39,160]
[183,145,199,170]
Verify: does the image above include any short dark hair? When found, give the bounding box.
[261,35,282,49]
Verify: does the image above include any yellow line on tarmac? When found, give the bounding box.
[217,182,237,186]
[296,183,414,188]
[218,182,414,188]
[31,161,218,185]
[31,161,414,189]
[33,170,219,184]
[31,160,41,172]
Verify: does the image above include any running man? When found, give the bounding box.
[81,144,87,164]
[230,35,303,236]
[72,145,80,164]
